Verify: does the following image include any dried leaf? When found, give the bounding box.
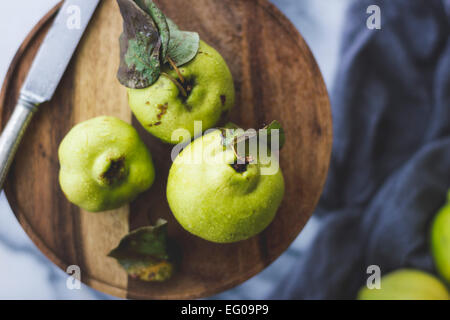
[125,260,173,281]
[117,0,162,89]
[108,219,174,282]
[167,18,200,67]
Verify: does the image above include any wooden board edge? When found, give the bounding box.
[0,2,62,116]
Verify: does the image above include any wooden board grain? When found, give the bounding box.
[0,0,332,299]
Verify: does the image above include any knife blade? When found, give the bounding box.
[0,0,100,189]
[21,0,100,104]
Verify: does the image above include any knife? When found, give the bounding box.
[0,0,100,189]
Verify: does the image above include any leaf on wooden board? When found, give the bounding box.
[108,219,174,282]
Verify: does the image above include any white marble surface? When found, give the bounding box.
[0,0,352,299]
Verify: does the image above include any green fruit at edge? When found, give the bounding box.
[127,41,235,144]
[59,116,155,212]
[431,191,450,283]
[167,130,285,243]
[357,269,450,300]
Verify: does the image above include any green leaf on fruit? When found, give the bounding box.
[135,0,170,60]
[117,0,162,89]
[220,121,286,161]
[166,18,200,67]
[108,219,174,282]
[117,0,199,89]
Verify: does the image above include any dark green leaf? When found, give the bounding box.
[166,18,200,67]
[108,219,174,282]
[117,0,162,89]
[117,0,200,89]
[136,0,170,61]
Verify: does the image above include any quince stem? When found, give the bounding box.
[168,56,185,84]
[161,72,188,97]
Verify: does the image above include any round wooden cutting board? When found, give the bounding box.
[0,0,331,299]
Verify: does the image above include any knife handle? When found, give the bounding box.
[0,97,37,190]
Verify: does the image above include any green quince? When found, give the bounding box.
[167,129,285,243]
[127,41,235,144]
[431,191,450,284]
[59,116,155,212]
[358,269,449,300]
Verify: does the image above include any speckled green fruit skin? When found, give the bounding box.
[431,191,450,284]
[59,116,155,212]
[127,41,235,144]
[167,130,285,243]
[357,269,450,300]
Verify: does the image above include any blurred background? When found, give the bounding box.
[0,0,352,299]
